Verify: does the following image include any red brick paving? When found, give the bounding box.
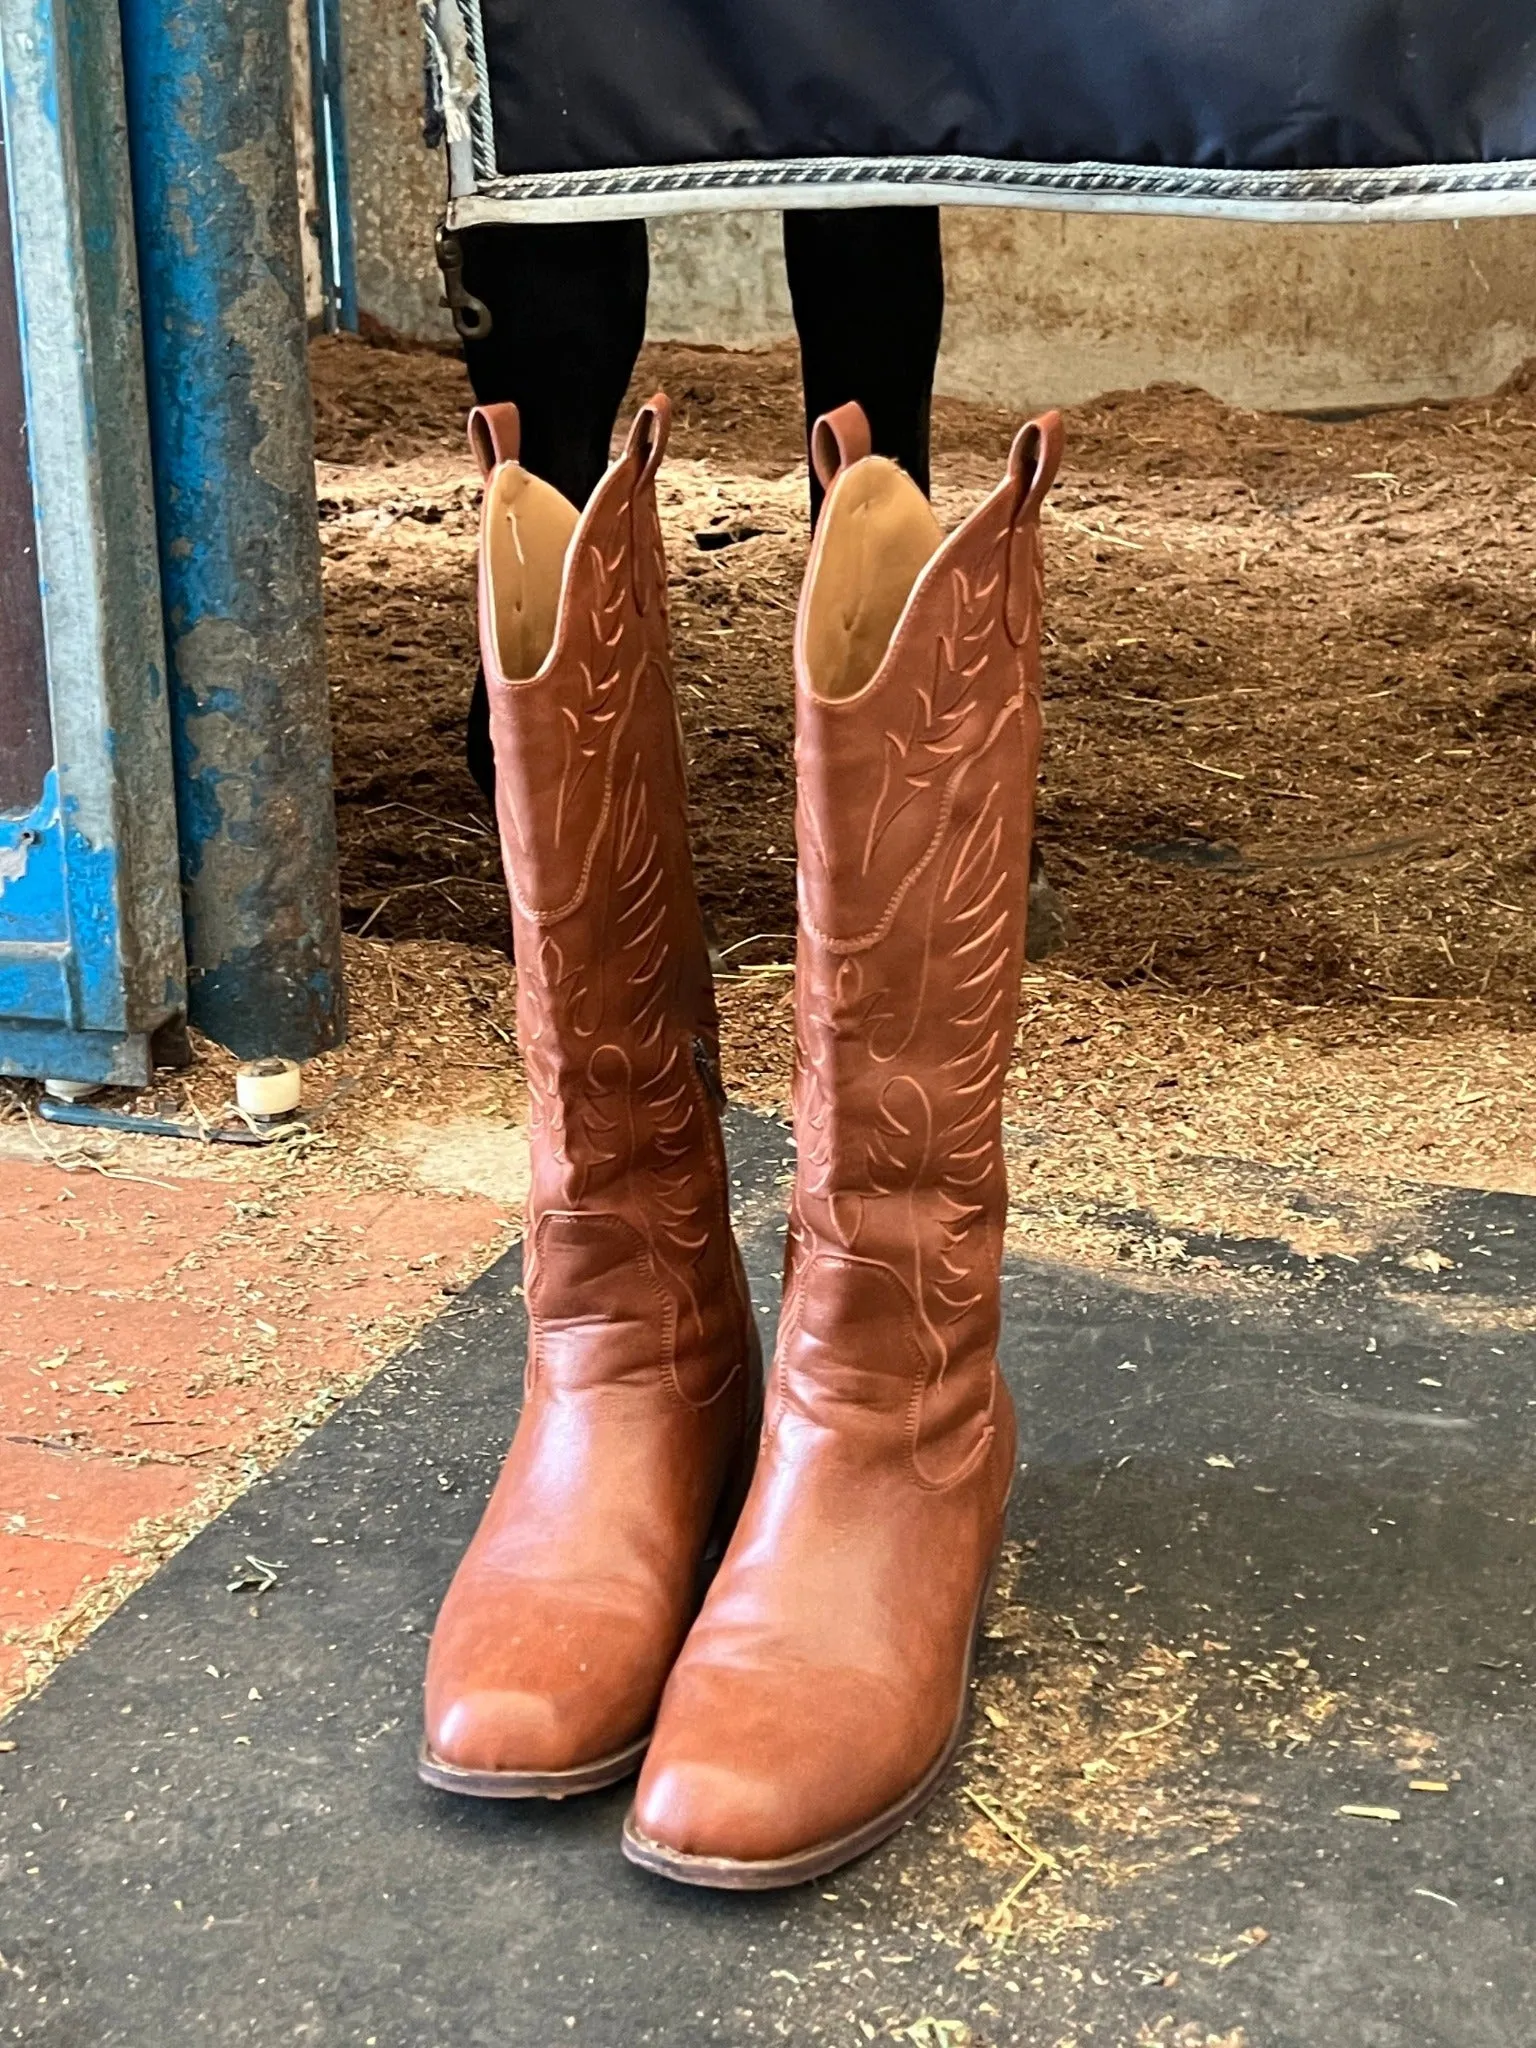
[0,1531,128,1625]
[4,1176,239,1292]
[0,1439,202,1545]
[0,1158,509,1714]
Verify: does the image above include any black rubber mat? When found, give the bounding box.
[2,1109,1532,2046]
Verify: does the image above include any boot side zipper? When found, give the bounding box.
[692,1035,727,1108]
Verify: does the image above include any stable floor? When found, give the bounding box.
[2,1111,1532,2047]
[313,333,1536,1019]
[4,338,1536,2044]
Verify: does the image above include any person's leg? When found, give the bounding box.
[456,220,650,801]
[782,207,944,525]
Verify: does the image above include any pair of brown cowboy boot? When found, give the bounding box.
[419,388,1063,1889]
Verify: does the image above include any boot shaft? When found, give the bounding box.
[473,398,737,1384]
[475,397,718,1175]
[784,404,1062,1427]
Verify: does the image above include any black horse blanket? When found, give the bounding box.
[424,0,1536,222]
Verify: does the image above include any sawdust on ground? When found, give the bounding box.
[21,331,1517,1298]
[311,330,1536,1017]
[1,936,527,1199]
[857,1541,1446,2018]
[944,1544,1362,1958]
[304,332,1536,1269]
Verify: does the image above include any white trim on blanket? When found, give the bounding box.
[446,152,1536,227]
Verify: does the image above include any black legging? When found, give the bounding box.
[457,208,945,803]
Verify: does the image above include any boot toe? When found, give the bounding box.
[428,1685,573,1775]
[631,1756,788,1863]
[632,1659,923,1866]
[424,1566,675,1777]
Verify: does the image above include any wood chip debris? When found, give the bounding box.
[1198,1926,1270,1970]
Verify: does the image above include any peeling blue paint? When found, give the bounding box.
[0,770,132,1030]
[0,0,184,1081]
[0,1014,154,1086]
[1,0,342,1080]
[0,769,68,943]
[119,0,346,1061]
[62,807,128,1029]
[22,6,60,133]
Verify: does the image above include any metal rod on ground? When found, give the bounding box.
[117,0,347,1062]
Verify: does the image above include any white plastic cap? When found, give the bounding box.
[234,1057,303,1119]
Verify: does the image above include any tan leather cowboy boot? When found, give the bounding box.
[624,401,1063,1883]
[420,396,761,1799]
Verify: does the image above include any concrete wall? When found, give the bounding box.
[289,0,324,323]
[326,4,1536,411]
[338,0,449,338]
[952,209,1536,412]
[649,208,1536,415]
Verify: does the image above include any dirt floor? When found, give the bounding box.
[307,327,1536,1250]
[311,329,1536,1016]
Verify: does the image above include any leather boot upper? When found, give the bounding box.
[632,405,1062,1864]
[424,399,756,1779]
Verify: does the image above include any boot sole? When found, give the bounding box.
[417,1732,650,1802]
[619,1542,1002,1890]
[418,1319,766,1806]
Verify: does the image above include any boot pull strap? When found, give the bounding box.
[623,393,672,614]
[468,402,521,478]
[810,402,872,494]
[1004,410,1064,648]
[623,392,671,488]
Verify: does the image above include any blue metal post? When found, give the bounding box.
[0,0,186,1088]
[118,0,346,1061]
[308,0,358,333]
